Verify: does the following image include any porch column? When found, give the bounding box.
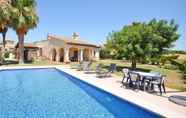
[91,49,94,59]
[78,48,84,62]
[56,49,60,62]
[64,47,70,63]
[95,48,100,60]
[50,51,53,61]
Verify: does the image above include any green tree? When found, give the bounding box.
[148,19,180,55]
[10,0,38,64]
[105,19,180,69]
[105,31,122,59]
[100,46,111,59]
[0,0,11,62]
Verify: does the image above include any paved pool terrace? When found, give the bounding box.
[0,65,186,118]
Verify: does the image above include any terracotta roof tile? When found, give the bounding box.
[48,35,100,48]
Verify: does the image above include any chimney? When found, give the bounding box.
[47,33,52,40]
[72,32,79,40]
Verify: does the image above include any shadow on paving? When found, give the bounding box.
[0,60,18,65]
[0,60,34,66]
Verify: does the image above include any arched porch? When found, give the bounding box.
[58,48,64,62]
[69,47,78,62]
[83,48,92,61]
[51,48,57,61]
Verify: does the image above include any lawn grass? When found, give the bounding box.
[90,59,186,91]
[1,59,65,66]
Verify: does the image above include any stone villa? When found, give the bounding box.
[0,33,100,63]
[35,33,100,63]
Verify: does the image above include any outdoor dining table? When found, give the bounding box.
[130,71,162,80]
[129,71,162,91]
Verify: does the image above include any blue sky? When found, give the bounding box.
[6,0,186,50]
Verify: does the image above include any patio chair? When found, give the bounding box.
[142,71,161,91]
[77,61,90,71]
[70,61,83,69]
[149,75,166,95]
[121,68,130,87]
[96,63,116,78]
[95,63,102,72]
[128,72,141,90]
[83,61,94,74]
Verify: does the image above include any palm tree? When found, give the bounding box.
[0,0,11,63]
[10,0,38,64]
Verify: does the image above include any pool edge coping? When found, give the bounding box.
[55,66,186,118]
[0,66,166,117]
[55,68,165,118]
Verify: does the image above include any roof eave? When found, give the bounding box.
[67,42,100,48]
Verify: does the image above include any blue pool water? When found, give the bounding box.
[0,68,162,118]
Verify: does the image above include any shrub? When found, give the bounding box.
[182,61,186,74]
[169,54,179,60]
[180,61,186,80]
[169,59,184,70]
[4,52,9,58]
[100,48,111,59]
[160,56,168,65]
[169,59,186,74]
[150,57,160,65]
[160,54,179,65]
[163,64,178,70]
[168,50,186,54]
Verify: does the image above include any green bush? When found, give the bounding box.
[160,56,168,65]
[168,54,179,60]
[160,55,179,65]
[100,48,111,59]
[149,57,160,65]
[4,52,9,58]
[169,59,184,70]
[168,50,186,54]
[182,61,186,74]
[140,58,149,64]
[163,64,178,70]
[180,61,186,80]
[169,59,186,74]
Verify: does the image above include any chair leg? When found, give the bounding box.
[158,84,162,95]
[121,77,129,88]
[147,82,151,92]
[151,83,154,91]
[135,81,138,90]
[144,81,150,91]
[129,80,133,88]
[121,79,126,88]
[127,77,129,83]
[162,83,166,94]
[121,77,125,84]
[135,79,140,90]
[143,82,146,91]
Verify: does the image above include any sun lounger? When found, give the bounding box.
[83,61,94,74]
[96,63,116,78]
[70,61,83,69]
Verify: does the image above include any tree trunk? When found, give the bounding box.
[131,58,136,70]
[1,27,8,64]
[18,32,25,64]
[2,31,6,48]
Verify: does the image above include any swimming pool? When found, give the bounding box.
[0,68,162,118]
